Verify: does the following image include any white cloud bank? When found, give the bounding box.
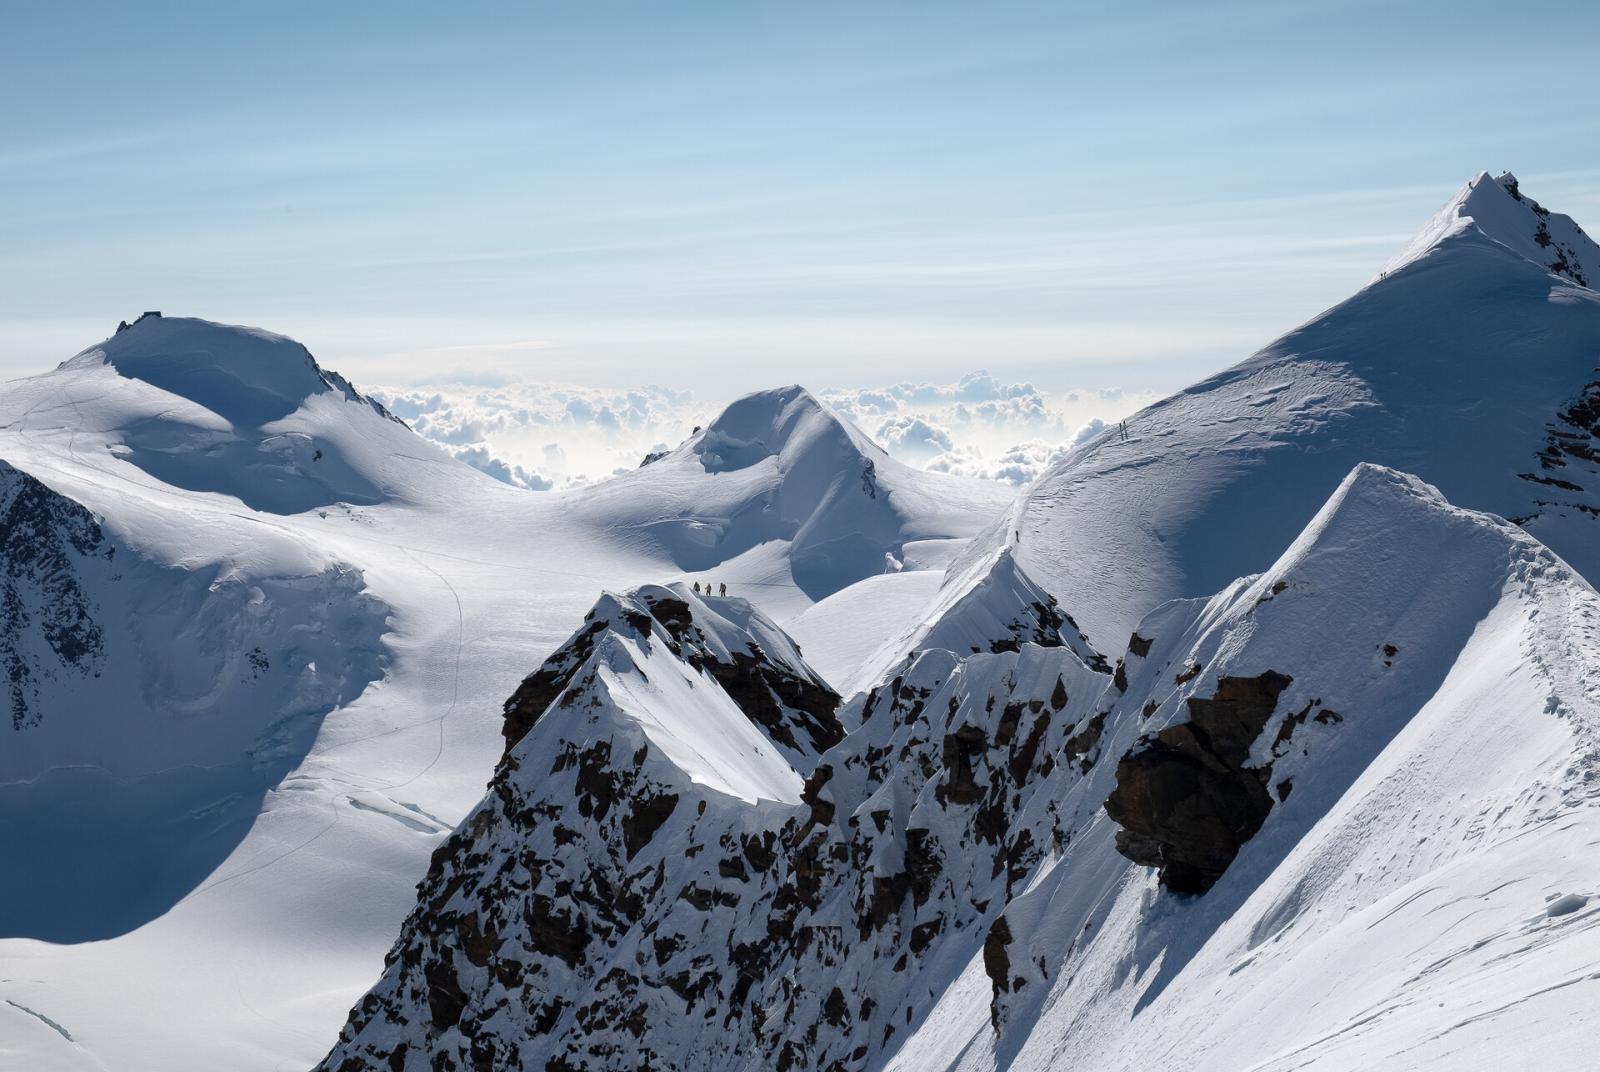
[370,371,1161,492]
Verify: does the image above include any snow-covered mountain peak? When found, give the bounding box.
[1384,169,1596,286]
[849,533,1112,695]
[1009,171,1600,652]
[25,315,460,515]
[1268,462,1511,582]
[575,385,1012,602]
[59,315,399,428]
[500,581,843,781]
[687,383,882,474]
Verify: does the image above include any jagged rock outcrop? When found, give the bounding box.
[317,581,1118,1071]
[501,585,843,764]
[851,540,1111,696]
[1103,671,1292,893]
[0,461,112,730]
[319,585,844,1070]
[321,464,1600,1072]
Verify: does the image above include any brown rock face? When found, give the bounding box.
[1103,671,1292,894]
[982,914,1013,1030]
[500,589,843,761]
[501,618,608,753]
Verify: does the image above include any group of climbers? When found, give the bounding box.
[691,580,728,597]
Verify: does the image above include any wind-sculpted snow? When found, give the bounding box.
[846,535,1111,702]
[60,315,401,428]
[898,464,1600,1071]
[58,316,412,513]
[1013,172,1600,650]
[1384,170,1597,287]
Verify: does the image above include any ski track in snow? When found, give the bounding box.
[5,998,73,1042]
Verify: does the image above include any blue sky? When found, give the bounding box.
[3,0,1598,394]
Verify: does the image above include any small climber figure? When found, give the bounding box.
[692,581,702,594]
[1119,420,1128,442]
[719,581,727,597]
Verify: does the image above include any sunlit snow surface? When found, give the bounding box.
[1009,171,1600,650]
[8,169,1600,1072]
[0,318,1007,1070]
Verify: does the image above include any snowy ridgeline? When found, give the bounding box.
[5,170,1600,1072]
[317,464,1600,1072]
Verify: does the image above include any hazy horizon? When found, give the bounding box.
[6,1,1599,397]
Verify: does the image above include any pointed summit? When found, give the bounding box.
[687,384,882,474]
[1384,170,1596,286]
[1010,171,1600,649]
[574,384,1011,602]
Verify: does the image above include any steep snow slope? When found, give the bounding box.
[786,569,946,695]
[58,316,409,514]
[892,465,1600,1072]
[0,318,1005,1071]
[0,456,387,941]
[317,585,847,1069]
[569,385,1012,607]
[1010,171,1600,649]
[14,169,1600,1071]
[848,537,1111,698]
[318,579,1111,1072]
[320,464,1600,1072]
[1383,170,1595,286]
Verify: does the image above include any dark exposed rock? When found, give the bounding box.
[502,588,842,762]
[1064,712,1107,774]
[937,725,989,806]
[1,462,111,730]
[501,619,608,753]
[702,650,843,756]
[982,914,1013,1029]
[623,791,679,860]
[322,603,1113,1072]
[424,955,470,1031]
[1104,671,1293,893]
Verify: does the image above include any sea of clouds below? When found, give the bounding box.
[368,371,1160,493]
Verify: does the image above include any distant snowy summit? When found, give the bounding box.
[62,314,403,428]
[569,383,1012,601]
